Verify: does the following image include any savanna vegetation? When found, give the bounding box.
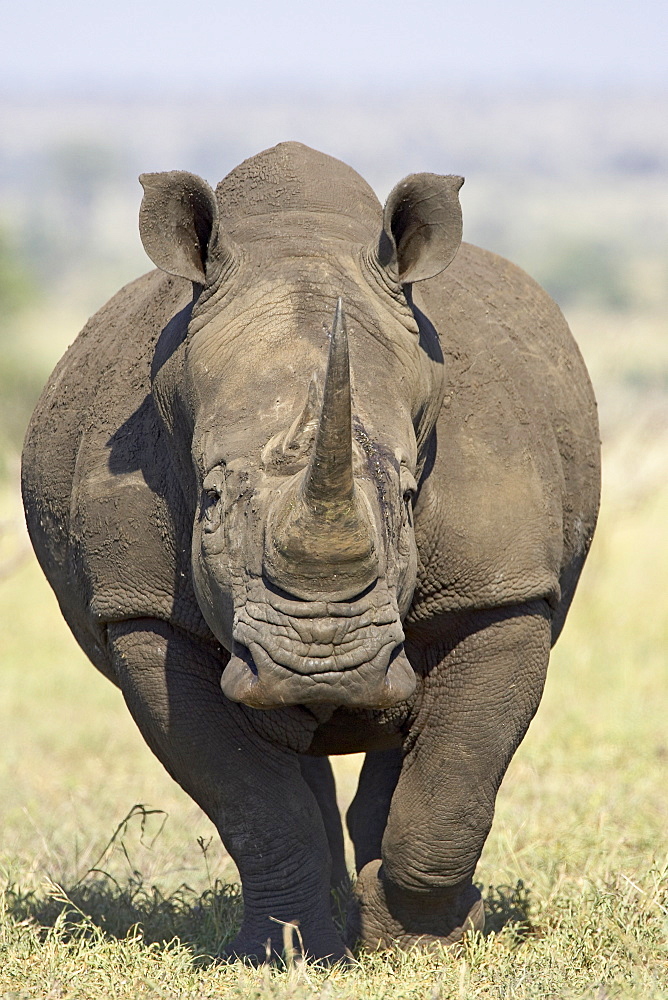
[1,91,667,997]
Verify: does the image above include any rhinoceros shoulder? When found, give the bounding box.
[407,243,599,627]
[22,270,211,678]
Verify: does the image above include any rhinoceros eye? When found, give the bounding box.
[400,469,417,524]
[201,468,226,533]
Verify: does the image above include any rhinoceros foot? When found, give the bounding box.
[221,923,351,967]
[348,859,484,952]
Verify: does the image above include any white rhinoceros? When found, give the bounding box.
[22,142,600,962]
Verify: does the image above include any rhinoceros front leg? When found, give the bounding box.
[351,601,551,951]
[107,619,347,963]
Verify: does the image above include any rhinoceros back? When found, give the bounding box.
[22,270,208,682]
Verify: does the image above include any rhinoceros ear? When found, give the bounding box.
[380,173,464,284]
[139,170,222,285]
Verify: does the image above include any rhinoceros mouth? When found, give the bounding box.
[220,581,416,709]
[233,586,404,674]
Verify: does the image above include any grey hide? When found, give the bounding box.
[22,142,600,962]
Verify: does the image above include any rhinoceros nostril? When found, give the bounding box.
[331,580,376,605]
[262,578,311,603]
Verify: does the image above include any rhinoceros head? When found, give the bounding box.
[139,143,463,710]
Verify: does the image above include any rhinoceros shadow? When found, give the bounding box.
[480,879,535,941]
[106,302,191,486]
[5,872,534,958]
[4,874,243,962]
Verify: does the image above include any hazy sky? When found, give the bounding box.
[3,0,667,93]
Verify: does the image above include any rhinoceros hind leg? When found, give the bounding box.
[299,756,349,896]
[346,748,402,873]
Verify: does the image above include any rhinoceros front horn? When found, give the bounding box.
[264,299,379,602]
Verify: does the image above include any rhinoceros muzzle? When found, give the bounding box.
[220,581,416,709]
[220,643,416,710]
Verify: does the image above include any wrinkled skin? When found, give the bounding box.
[22,143,600,963]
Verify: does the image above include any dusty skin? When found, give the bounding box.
[22,142,600,963]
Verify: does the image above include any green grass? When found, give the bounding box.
[2,415,668,996]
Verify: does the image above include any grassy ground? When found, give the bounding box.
[1,314,668,996]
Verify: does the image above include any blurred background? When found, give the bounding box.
[1,0,667,495]
[0,0,667,903]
